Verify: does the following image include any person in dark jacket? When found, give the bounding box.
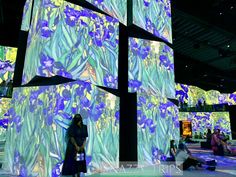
[62,114,88,177]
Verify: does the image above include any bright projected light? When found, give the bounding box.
[176,83,236,106]
[21,0,33,31]
[179,112,232,139]
[0,46,17,83]
[129,38,175,98]
[86,0,127,25]
[133,0,172,43]
[22,0,119,89]
[0,98,11,140]
[4,80,119,176]
[137,92,179,164]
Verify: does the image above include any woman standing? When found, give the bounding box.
[62,114,88,177]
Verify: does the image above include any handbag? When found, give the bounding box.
[76,152,85,161]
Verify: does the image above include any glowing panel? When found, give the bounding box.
[133,0,172,43]
[129,38,175,98]
[0,46,17,83]
[0,98,11,140]
[4,80,119,176]
[86,0,127,25]
[179,112,232,139]
[176,83,236,106]
[21,0,33,31]
[137,92,179,164]
[22,1,119,89]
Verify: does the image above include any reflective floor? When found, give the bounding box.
[0,143,236,177]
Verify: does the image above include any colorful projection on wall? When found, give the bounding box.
[129,38,175,98]
[137,92,179,164]
[133,0,172,43]
[22,0,119,89]
[86,0,127,25]
[176,83,236,106]
[21,0,33,31]
[0,46,17,83]
[179,112,232,139]
[0,98,11,140]
[4,80,119,176]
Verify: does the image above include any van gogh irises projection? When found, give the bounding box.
[22,1,119,88]
[133,0,172,43]
[21,0,33,31]
[176,83,236,106]
[0,46,17,83]
[129,38,175,98]
[179,112,232,139]
[0,98,11,140]
[86,0,127,25]
[137,92,179,164]
[4,81,119,176]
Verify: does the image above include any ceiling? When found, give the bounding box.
[0,0,236,93]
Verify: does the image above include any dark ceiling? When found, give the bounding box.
[0,0,236,93]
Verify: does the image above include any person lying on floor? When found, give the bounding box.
[175,143,216,171]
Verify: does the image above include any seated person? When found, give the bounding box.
[211,129,224,156]
[176,143,216,171]
[169,140,177,161]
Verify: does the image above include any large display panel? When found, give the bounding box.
[0,98,11,140]
[179,112,232,139]
[129,38,175,98]
[3,80,119,176]
[176,83,236,106]
[0,46,17,83]
[22,0,119,89]
[133,0,172,43]
[86,0,127,25]
[21,0,33,31]
[137,92,179,164]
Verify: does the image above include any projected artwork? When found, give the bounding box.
[179,112,231,139]
[21,0,33,31]
[22,1,119,89]
[224,92,236,105]
[0,46,17,83]
[133,0,172,43]
[86,0,127,25]
[0,98,11,140]
[137,92,179,164]
[4,80,119,177]
[129,38,175,98]
[176,83,236,106]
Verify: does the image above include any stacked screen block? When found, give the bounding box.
[22,0,119,89]
[133,0,172,43]
[0,46,17,83]
[176,83,236,106]
[0,98,11,140]
[4,80,119,176]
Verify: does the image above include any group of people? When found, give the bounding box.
[169,138,216,171]
[210,128,236,156]
[0,80,13,97]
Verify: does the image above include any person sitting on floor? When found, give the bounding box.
[211,129,224,156]
[175,143,216,171]
[169,140,177,161]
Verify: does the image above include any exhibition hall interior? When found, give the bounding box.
[0,0,236,176]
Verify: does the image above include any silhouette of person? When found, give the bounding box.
[62,114,88,177]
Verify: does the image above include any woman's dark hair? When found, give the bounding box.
[178,143,185,150]
[71,114,83,126]
[170,140,175,148]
